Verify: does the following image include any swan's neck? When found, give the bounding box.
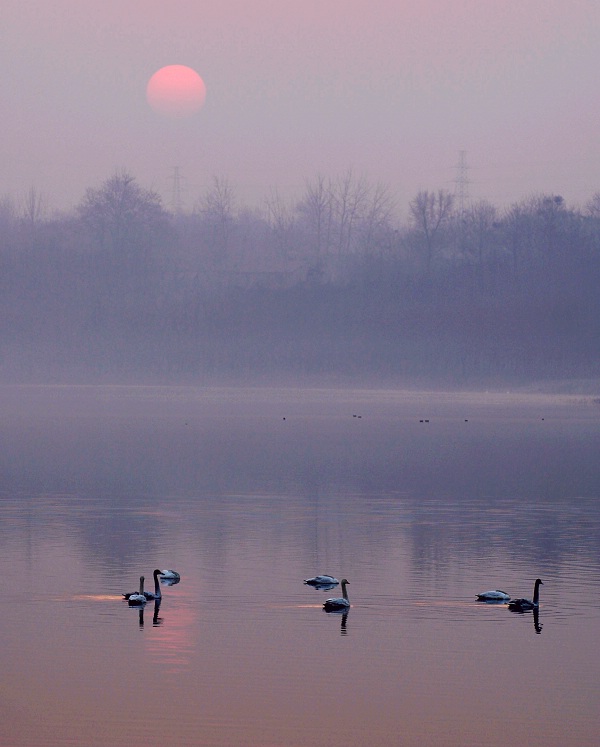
[341,582,349,601]
[153,573,162,597]
[533,581,541,604]
[139,576,145,595]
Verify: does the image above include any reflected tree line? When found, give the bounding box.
[1,170,600,384]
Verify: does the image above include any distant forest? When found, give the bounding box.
[1,170,599,388]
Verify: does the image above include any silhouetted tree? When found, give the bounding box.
[21,187,47,228]
[297,174,334,258]
[408,189,455,275]
[0,195,16,251]
[456,199,499,295]
[357,181,395,255]
[585,192,600,218]
[196,175,236,267]
[76,171,172,310]
[330,169,368,256]
[77,171,170,260]
[264,187,298,266]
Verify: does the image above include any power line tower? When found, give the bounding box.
[169,166,186,214]
[454,150,470,214]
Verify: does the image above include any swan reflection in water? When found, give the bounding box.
[135,598,163,628]
[508,604,543,634]
[309,582,338,591]
[323,605,350,635]
[533,607,542,634]
[304,575,339,590]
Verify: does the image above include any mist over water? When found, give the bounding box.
[1,385,599,747]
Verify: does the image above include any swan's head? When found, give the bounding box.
[340,578,349,585]
[535,578,543,586]
[153,569,162,577]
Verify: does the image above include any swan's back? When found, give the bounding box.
[124,575,146,602]
[323,579,350,611]
[508,579,543,611]
[305,575,339,587]
[323,597,350,611]
[507,597,534,611]
[159,570,180,581]
[476,589,510,602]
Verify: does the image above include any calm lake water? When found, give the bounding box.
[1,384,599,747]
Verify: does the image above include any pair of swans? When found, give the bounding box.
[476,579,543,611]
[312,576,541,613]
[304,575,350,611]
[123,569,180,605]
[311,576,542,614]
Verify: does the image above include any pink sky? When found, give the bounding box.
[2,0,599,215]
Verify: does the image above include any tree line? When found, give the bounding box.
[1,170,599,386]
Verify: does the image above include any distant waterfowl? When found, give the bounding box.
[123,570,162,601]
[126,576,147,606]
[508,579,543,612]
[476,589,511,602]
[323,579,350,612]
[159,570,180,581]
[304,575,339,587]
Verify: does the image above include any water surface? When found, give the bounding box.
[1,385,599,746]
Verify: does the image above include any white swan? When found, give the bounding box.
[508,578,543,611]
[123,570,162,601]
[159,570,180,581]
[126,576,147,606]
[476,589,510,602]
[304,575,339,587]
[323,579,350,611]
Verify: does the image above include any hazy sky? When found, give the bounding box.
[3,0,600,215]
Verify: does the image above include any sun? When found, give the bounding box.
[146,65,207,119]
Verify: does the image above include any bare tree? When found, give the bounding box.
[529,193,567,264]
[76,171,171,302]
[359,181,395,255]
[501,193,569,277]
[585,192,600,218]
[330,169,369,256]
[296,174,334,257]
[408,189,455,274]
[197,175,236,266]
[462,200,497,267]
[77,170,169,258]
[21,187,47,228]
[264,187,297,265]
[0,195,16,247]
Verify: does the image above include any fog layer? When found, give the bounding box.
[2,173,599,389]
